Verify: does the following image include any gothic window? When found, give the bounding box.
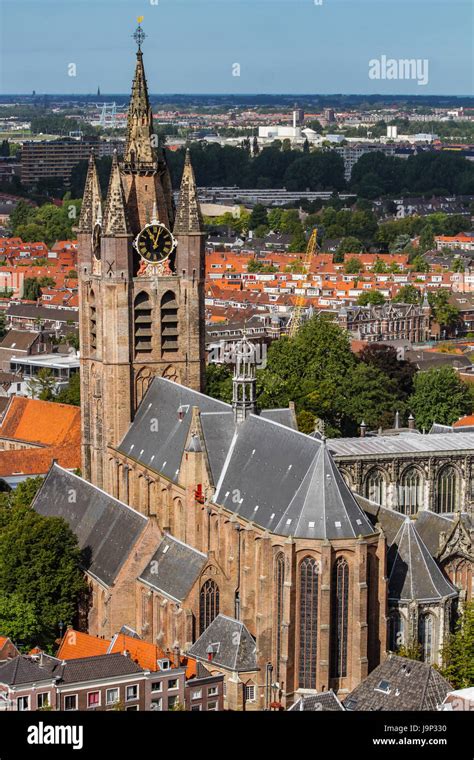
[89,289,97,351]
[419,614,434,663]
[275,553,285,682]
[199,579,219,634]
[299,556,319,689]
[331,557,349,679]
[141,590,150,630]
[388,610,403,651]
[161,291,178,353]
[436,467,458,514]
[398,468,424,515]
[134,291,152,354]
[366,469,387,507]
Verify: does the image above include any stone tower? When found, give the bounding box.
[77,36,206,490]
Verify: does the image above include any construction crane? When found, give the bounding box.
[287,227,318,338]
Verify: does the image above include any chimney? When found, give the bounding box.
[394,410,400,430]
[408,414,415,430]
[360,420,367,438]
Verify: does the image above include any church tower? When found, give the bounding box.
[77,24,206,489]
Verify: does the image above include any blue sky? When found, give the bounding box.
[0,0,472,95]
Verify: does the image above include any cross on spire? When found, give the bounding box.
[132,20,146,51]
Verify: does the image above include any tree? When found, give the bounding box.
[408,366,472,429]
[393,285,421,305]
[27,368,56,401]
[0,500,86,650]
[38,276,56,288]
[339,362,400,433]
[10,199,33,231]
[357,290,385,306]
[23,278,42,301]
[288,226,307,253]
[439,601,474,689]
[452,258,465,273]
[419,224,435,253]
[359,343,416,400]
[248,204,268,231]
[303,138,310,154]
[337,237,363,257]
[429,290,460,331]
[55,372,80,406]
[344,257,362,274]
[373,258,388,274]
[0,311,6,340]
[410,255,430,273]
[205,363,233,404]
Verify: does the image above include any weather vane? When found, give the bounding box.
[133,16,146,50]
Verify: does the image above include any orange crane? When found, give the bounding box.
[287,227,318,338]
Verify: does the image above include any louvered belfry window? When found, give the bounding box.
[160,290,178,352]
[199,579,219,635]
[299,556,319,689]
[134,291,152,354]
[331,557,349,678]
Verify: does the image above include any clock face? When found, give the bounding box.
[92,222,101,260]
[135,223,175,264]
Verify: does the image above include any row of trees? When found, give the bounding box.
[206,316,473,435]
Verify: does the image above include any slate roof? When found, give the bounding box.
[328,432,474,457]
[138,534,207,603]
[387,519,457,603]
[414,510,455,556]
[32,464,148,587]
[187,614,257,673]
[0,329,39,351]
[0,654,60,686]
[59,652,145,683]
[6,303,79,324]
[343,654,453,711]
[273,440,375,539]
[119,377,371,539]
[288,690,344,711]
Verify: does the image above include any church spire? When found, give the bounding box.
[174,149,203,235]
[123,24,156,170]
[103,151,129,236]
[78,151,102,233]
[232,331,257,424]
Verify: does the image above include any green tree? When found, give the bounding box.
[339,362,400,433]
[248,204,268,231]
[418,224,435,253]
[337,237,363,256]
[408,366,472,429]
[23,278,42,301]
[357,290,385,306]
[393,285,421,305]
[0,501,86,650]
[439,601,474,689]
[205,363,233,404]
[55,372,80,406]
[38,276,56,288]
[10,476,44,508]
[452,258,465,273]
[0,311,6,340]
[373,258,388,274]
[288,225,307,253]
[410,255,430,273]
[359,343,416,400]
[10,200,33,232]
[429,290,460,331]
[27,368,56,400]
[344,257,363,274]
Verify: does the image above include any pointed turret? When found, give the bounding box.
[103,151,129,236]
[123,50,156,169]
[388,519,457,603]
[275,439,375,539]
[174,149,203,235]
[78,151,102,233]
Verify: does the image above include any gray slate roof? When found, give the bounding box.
[273,440,374,539]
[187,614,257,672]
[288,690,344,711]
[60,652,145,683]
[328,432,474,457]
[138,534,207,603]
[344,654,453,711]
[0,654,59,686]
[414,510,455,555]
[387,518,457,602]
[119,377,369,539]
[33,464,148,587]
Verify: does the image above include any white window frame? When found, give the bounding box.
[106,688,120,706]
[126,684,139,702]
[151,681,163,693]
[167,679,178,691]
[208,700,218,711]
[17,695,29,711]
[208,686,218,697]
[245,684,256,703]
[64,694,78,711]
[151,697,163,711]
[37,692,50,709]
[87,690,101,709]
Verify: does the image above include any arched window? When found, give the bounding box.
[366,469,387,506]
[89,289,97,351]
[199,579,219,634]
[419,614,434,663]
[436,467,457,514]
[299,556,319,689]
[161,291,178,353]
[331,557,349,678]
[388,610,403,652]
[398,468,424,515]
[274,553,285,682]
[134,292,152,354]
